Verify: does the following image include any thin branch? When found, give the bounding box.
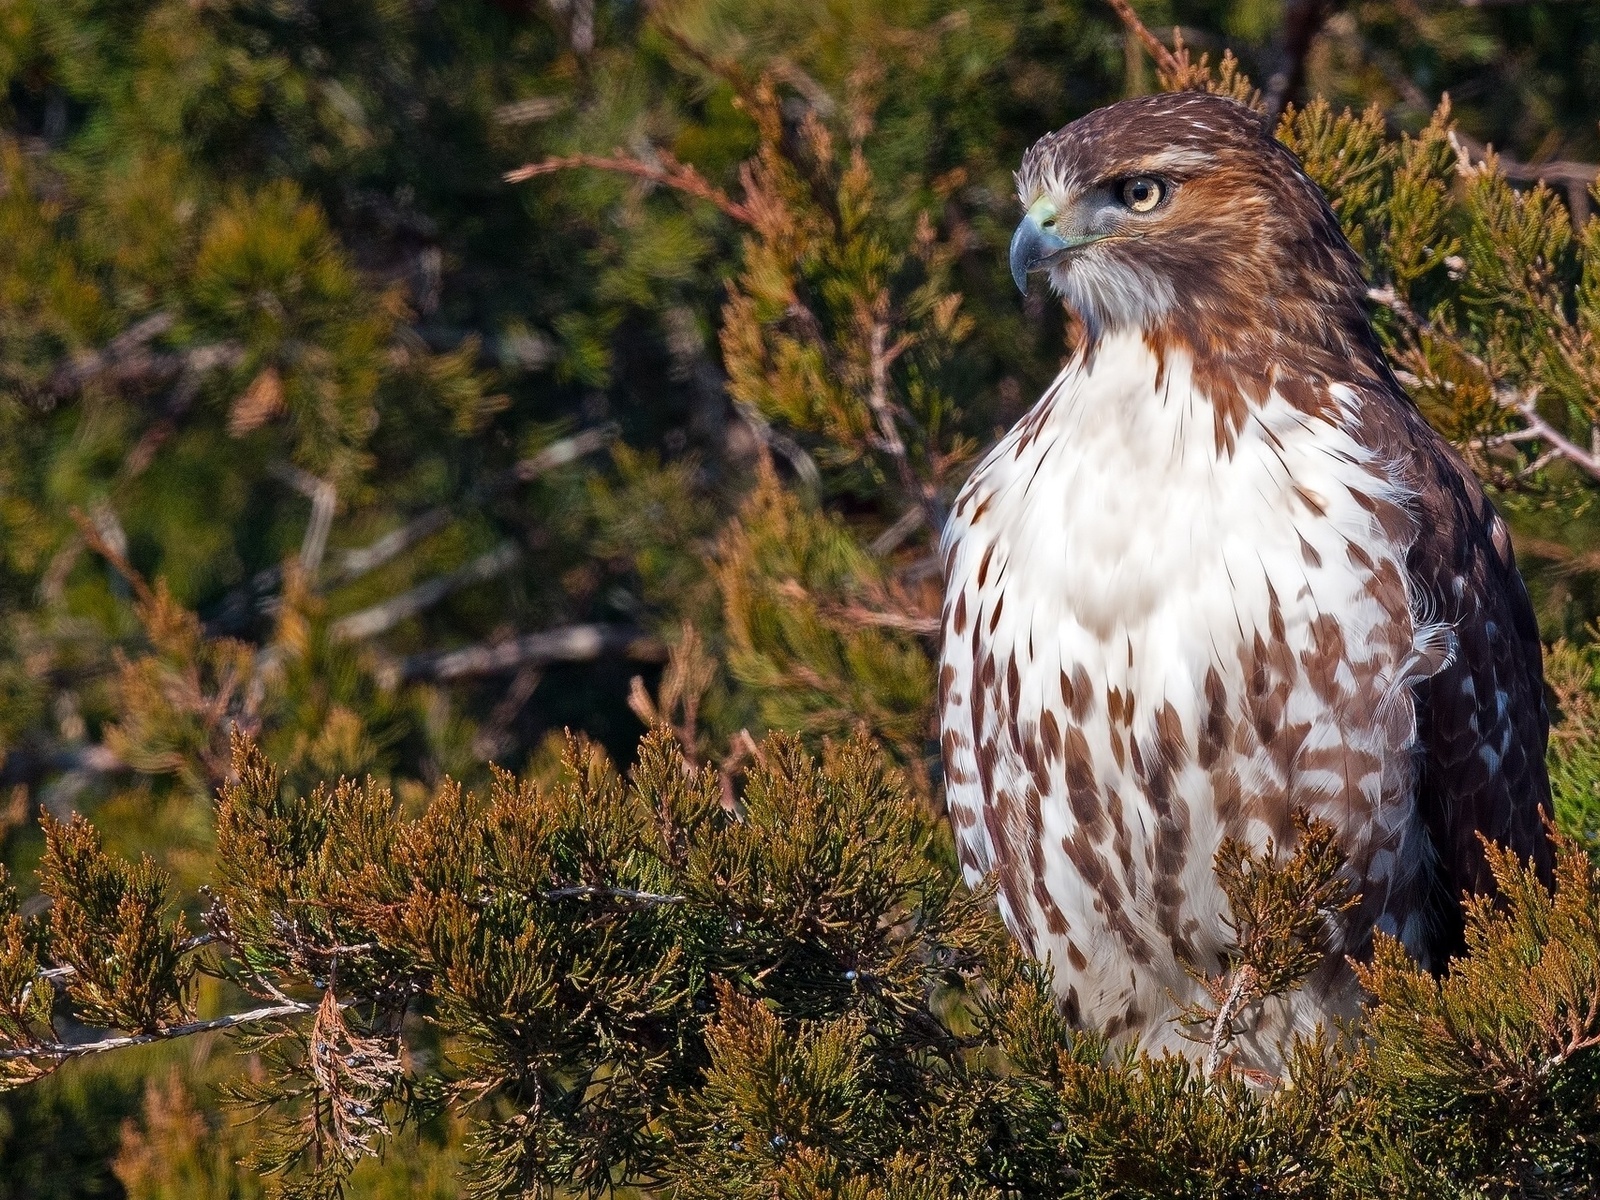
[1449,129,1597,226]
[650,22,765,114]
[39,932,218,987]
[0,743,122,788]
[1263,0,1333,120]
[71,507,154,607]
[869,506,926,556]
[732,398,823,491]
[834,604,940,637]
[1104,0,1181,80]
[330,542,524,642]
[505,151,755,226]
[401,623,666,682]
[209,425,618,629]
[1471,428,1544,449]
[866,320,945,538]
[512,423,620,481]
[1517,446,1565,481]
[1204,965,1258,1077]
[775,579,939,637]
[271,464,339,575]
[42,312,175,399]
[472,664,544,761]
[320,507,455,591]
[539,885,687,905]
[0,999,319,1063]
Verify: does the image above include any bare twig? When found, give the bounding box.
[1448,129,1598,225]
[71,506,154,606]
[493,97,564,125]
[1204,965,1258,1077]
[0,999,320,1063]
[120,343,249,480]
[775,579,939,637]
[271,464,339,575]
[0,743,122,788]
[45,932,218,985]
[869,503,926,556]
[539,885,687,905]
[42,314,246,438]
[732,398,823,491]
[1264,0,1333,120]
[320,507,455,590]
[214,425,618,624]
[505,151,755,226]
[42,312,176,399]
[511,423,619,482]
[401,623,667,681]
[330,542,524,642]
[472,664,544,761]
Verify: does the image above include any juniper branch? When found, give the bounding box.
[1370,285,1600,484]
[866,320,946,540]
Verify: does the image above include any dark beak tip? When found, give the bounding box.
[1009,215,1069,299]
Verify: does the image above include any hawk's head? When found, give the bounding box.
[1012,92,1367,347]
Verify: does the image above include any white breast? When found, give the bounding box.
[939,331,1432,1060]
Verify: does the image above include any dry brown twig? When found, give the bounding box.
[71,505,155,607]
[865,318,946,537]
[1103,0,1181,78]
[774,578,939,638]
[306,987,402,1163]
[505,152,755,226]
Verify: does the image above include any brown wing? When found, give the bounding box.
[1358,385,1554,965]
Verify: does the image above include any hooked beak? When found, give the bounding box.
[1009,197,1103,294]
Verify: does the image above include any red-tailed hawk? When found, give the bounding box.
[939,92,1553,1066]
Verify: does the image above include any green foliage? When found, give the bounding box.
[209,729,994,1196]
[8,729,1600,1198]
[1356,838,1600,1196]
[1548,639,1600,849]
[716,471,936,778]
[37,810,191,1034]
[1176,812,1358,1068]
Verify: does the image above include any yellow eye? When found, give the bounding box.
[1120,176,1165,213]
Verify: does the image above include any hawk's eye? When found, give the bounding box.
[1119,176,1165,213]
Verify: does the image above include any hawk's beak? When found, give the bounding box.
[1010,198,1102,294]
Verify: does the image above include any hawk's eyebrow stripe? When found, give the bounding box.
[1125,148,1217,175]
